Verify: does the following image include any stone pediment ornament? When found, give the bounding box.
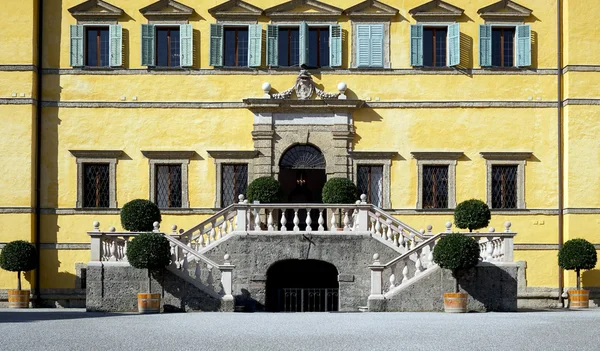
[265,0,342,20]
[270,70,340,100]
[408,0,464,19]
[68,0,123,19]
[140,0,194,18]
[208,0,263,20]
[344,0,399,20]
[477,0,532,20]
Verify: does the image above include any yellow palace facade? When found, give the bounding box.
[1,0,599,308]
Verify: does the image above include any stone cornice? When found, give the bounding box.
[207,150,259,159]
[208,0,263,20]
[141,150,196,159]
[409,0,464,19]
[69,150,123,159]
[68,0,123,19]
[265,0,342,20]
[479,151,533,160]
[349,151,398,160]
[411,151,463,160]
[477,0,532,20]
[243,98,364,112]
[140,0,194,18]
[344,0,399,20]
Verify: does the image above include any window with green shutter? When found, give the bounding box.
[412,23,460,68]
[355,24,384,68]
[71,24,122,68]
[142,24,193,68]
[480,24,531,68]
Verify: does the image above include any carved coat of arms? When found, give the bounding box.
[294,70,314,100]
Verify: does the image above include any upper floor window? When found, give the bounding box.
[480,24,531,68]
[354,24,385,68]
[210,24,261,68]
[411,23,460,68]
[70,24,122,67]
[224,27,249,67]
[267,22,341,68]
[141,24,193,68]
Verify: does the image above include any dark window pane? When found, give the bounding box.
[435,28,447,67]
[357,166,383,207]
[278,28,299,67]
[99,28,109,66]
[492,165,518,209]
[156,165,182,208]
[423,28,446,67]
[221,164,248,207]
[492,28,514,67]
[423,28,433,67]
[319,28,329,67]
[83,163,110,208]
[237,28,249,67]
[170,28,180,67]
[156,27,180,67]
[86,29,98,67]
[85,27,109,67]
[503,28,514,67]
[307,27,330,68]
[422,166,448,209]
[224,28,237,66]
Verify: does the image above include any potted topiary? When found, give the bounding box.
[321,177,358,230]
[126,232,172,313]
[121,199,162,232]
[0,240,37,308]
[432,233,481,313]
[246,176,283,203]
[454,199,491,232]
[558,238,598,309]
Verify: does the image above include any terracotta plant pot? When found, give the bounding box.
[569,289,589,309]
[8,290,30,308]
[443,292,467,313]
[137,293,161,314]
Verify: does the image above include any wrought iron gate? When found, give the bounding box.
[277,288,339,312]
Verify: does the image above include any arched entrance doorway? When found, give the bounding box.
[278,144,327,230]
[266,259,339,312]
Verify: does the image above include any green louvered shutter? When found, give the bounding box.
[299,21,309,67]
[479,24,492,67]
[141,24,155,66]
[210,24,224,67]
[410,24,423,67]
[516,24,531,67]
[370,24,384,68]
[180,24,193,67]
[109,24,122,67]
[329,24,342,67]
[447,23,460,67]
[267,24,279,67]
[248,24,262,67]
[70,25,84,67]
[355,24,371,68]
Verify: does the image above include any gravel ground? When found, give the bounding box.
[1,309,600,351]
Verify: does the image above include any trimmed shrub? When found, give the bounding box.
[321,178,358,204]
[127,232,172,293]
[433,233,480,292]
[454,199,491,232]
[558,238,598,290]
[120,199,162,232]
[247,177,283,203]
[0,240,37,291]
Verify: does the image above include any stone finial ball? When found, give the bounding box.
[93,221,100,228]
[238,194,245,202]
[109,226,116,232]
[172,224,177,231]
[224,254,230,261]
[427,224,433,231]
[373,253,380,261]
[153,221,160,228]
[505,221,512,229]
[445,221,452,229]
[360,194,367,202]
[489,227,495,232]
[337,82,347,92]
[262,82,271,92]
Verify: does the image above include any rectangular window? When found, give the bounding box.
[278,27,300,67]
[83,163,110,208]
[423,27,447,67]
[492,28,515,67]
[224,27,249,67]
[357,166,383,207]
[156,27,181,67]
[85,27,109,67]
[221,164,248,207]
[422,166,449,209]
[308,27,330,68]
[156,165,182,208]
[491,165,518,209]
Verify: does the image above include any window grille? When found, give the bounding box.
[221,164,248,207]
[492,165,518,209]
[357,165,383,207]
[156,165,182,208]
[83,163,110,208]
[422,165,448,209]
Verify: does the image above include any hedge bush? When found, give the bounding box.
[321,178,358,204]
[558,238,598,290]
[0,240,37,291]
[120,199,162,232]
[247,177,283,203]
[433,233,480,292]
[454,199,491,232]
[127,232,171,293]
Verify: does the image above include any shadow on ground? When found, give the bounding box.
[0,310,137,323]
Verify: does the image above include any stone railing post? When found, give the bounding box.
[235,195,247,231]
[503,222,514,262]
[89,221,102,261]
[219,254,235,301]
[357,194,369,231]
[368,253,385,301]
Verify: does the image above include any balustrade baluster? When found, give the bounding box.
[486,237,494,261]
[247,210,253,231]
[410,235,416,250]
[318,209,324,231]
[221,220,228,239]
[293,209,300,232]
[280,210,287,231]
[402,264,409,284]
[414,249,423,277]
[492,240,500,261]
[123,236,129,260]
[393,231,399,247]
[375,217,382,237]
[267,210,274,231]
[306,208,312,232]
[331,209,338,231]
[254,208,262,232]
[427,244,435,268]
[370,218,376,235]
[389,274,396,289]
[386,220,393,242]
[110,239,118,261]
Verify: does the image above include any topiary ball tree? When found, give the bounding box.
[454,199,491,232]
[0,240,37,291]
[127,232,172,293]
[121,199,162,232]
[433,233,481,293]
[321,178,358,204]
[247,177,283,203]
[558,238,598,290]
